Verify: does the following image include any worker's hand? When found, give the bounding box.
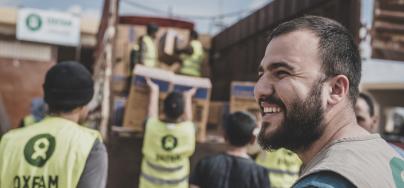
[184,87,197,98]
[145,77,159,91]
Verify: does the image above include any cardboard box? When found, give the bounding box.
[172,75,211,142]
[230,81,260,121]
[123,65,212,142]
[207,101,228,128]
[123,65,172,132]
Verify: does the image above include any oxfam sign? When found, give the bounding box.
[17,8,80,46]
[25,14,42,31]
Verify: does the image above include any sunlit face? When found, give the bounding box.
[355,97,375,132]
[254,30,327,151]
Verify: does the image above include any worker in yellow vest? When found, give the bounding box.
[139,77,196,188]
[256,148,302,188]
[178,30,204,77]
[0,61,108,188]
[138,23,159,67]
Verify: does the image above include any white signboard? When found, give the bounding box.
[17,8,80,46]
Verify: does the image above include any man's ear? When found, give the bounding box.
[371,115,380,133]
[249,134,257,145]
[327,75,350,105]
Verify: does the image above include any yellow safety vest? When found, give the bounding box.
[141,35,158,67]
[180,40,204,77]
[0,117,101,188]
[139,118,196,188]
[256,148,302,188]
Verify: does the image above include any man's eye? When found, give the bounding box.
[275,71,290,78]
[257,71,263,79]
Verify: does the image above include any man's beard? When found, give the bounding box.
[258,79,326,151]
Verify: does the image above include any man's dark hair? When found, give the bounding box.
[163,92,185,120]
[358,92,375,117]
[147,23,159,35]
[268,15,361,104]
[190,30,198,39]
[223,111,256,147]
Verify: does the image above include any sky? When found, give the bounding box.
[0,0,373,34]
[0,0,272,34]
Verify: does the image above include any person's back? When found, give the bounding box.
[190,111,270,188]
[0,117,100,187]
[0,61,108,188]
[192,153,268,188]
[139,79,196,188]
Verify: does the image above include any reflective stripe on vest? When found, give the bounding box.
[266,168,299,176]
[139,118,195,188]
[146,160,184,172]
[180,40,204,77]
[256,148,302,188]
[0,117,100,188]
[141,35,158,67]
[141,172,188,185]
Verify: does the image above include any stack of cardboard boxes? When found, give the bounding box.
[230,81,260,121]
[123,65,211,142]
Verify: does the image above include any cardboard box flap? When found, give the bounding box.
[133,65,173,92]
[134,64,174,80]
[172,74,212,88]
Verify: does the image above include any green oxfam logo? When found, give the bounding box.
[161,135,178,151]
[25,13,42,31]
[24,134,56,167]
[390,157,404,188]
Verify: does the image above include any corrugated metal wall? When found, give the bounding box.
[210,0,360,100]
[372,0,404,61]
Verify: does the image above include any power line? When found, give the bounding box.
[121,0,168,15]
[121,0,254,20]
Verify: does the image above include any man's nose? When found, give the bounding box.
[254,77,274,100]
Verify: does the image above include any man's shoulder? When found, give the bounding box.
[293,171,355,188]
[198,153,225,163]
[199,153,264,169]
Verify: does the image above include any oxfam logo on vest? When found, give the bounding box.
[24,134,56,167]
[25,13,42,31]
[161,135,178,151]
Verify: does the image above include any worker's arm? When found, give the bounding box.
[169,63,181,73]
[76,139,108,188]
[176,46,193,55]
[183,88,197,121]
[138,36,145,65]
[146,78,159,118]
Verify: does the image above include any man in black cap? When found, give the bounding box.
[0,61,108,188]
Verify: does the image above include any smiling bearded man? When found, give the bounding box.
[254,16,404,188]
[258,77,325,151]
